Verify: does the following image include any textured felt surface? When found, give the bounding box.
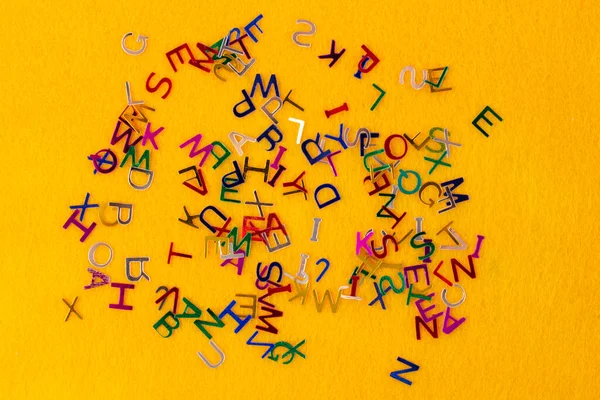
[1,0,599,398]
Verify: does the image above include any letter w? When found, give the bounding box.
[312,289,342,312]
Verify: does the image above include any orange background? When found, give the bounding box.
[1,0,599,398]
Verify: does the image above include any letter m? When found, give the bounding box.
[256,306,283,334]
[120,146,150,169]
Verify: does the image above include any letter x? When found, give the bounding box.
[432,129,461,158]
[245,190,273,217]
[368,282,391,309]
[424,151,451,175]
[63,297,82,321]
[69,193,99,221]
[87,151,114,175]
